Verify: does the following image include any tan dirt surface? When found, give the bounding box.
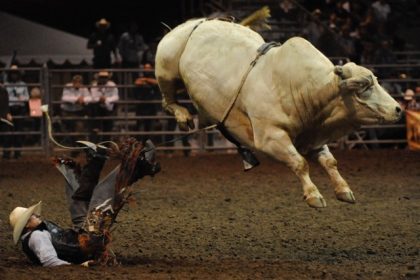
[0,150,419,279]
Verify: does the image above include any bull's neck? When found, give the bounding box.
[292,75,342,131]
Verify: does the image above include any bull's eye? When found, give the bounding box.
[359,87,373,99]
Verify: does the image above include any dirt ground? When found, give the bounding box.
[0,149,419,279]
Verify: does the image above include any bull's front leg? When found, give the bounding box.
[313,145,356,204]
[255,129,326,208]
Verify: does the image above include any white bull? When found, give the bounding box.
[155,19,402,208]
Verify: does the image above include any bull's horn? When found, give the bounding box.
[334,66,344,77]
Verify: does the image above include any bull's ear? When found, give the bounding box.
[339,76,370,92]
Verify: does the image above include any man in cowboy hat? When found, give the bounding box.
[87,18,119,68]
[401,89,420,111]
[9,139,160,267]
[88,70,119,141]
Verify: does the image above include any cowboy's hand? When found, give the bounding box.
[80,260,96,268]
[6,113,12,122]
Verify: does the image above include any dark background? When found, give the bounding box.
[1,0,185,42]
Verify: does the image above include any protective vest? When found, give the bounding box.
[21,221,89,265]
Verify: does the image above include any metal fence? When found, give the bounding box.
[0,65,417,156]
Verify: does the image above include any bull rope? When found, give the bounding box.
[219,41,281,125]
[41,105,119,152]
[42,104,215,154]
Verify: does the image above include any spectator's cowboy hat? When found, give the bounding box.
[404,89,415,101]
[96,18,111,29]
[96,70,112,79]
[9,64,24,76]
[9,201,42,244]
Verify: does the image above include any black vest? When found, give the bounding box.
[21,221,89,265]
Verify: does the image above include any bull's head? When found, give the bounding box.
[334,62,402,124]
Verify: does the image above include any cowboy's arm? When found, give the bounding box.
[28,230,70,267]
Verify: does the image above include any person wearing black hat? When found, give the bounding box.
[87,18,119,68]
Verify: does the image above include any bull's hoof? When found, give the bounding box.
[336,191,356,204]
[305,196,327,208]
[178,122,190,131]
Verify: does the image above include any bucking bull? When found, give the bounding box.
[155,18,402,208]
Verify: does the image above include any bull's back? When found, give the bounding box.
[155,19,205,81]
[178,20,265,119]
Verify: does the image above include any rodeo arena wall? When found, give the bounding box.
[0,8,419,155]
[0,65,419,156]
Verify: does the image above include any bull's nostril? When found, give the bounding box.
[396,106,402,114]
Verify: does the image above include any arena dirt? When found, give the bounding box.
[0,150,419,279]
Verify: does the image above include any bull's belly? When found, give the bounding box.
[293,128,351,154]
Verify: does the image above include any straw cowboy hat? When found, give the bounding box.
[404,89,415,101]
[9,64,24,76]
[96,18,111,29]
[95,70,112,80]
[9,201,42,245]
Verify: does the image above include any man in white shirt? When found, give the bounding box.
[3,65,29,159]
[89,71,119,141]
[61,75,90,135]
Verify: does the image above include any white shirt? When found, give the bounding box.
[4,81,29,107]
[22,230,70,267]
[61,83,91,112]
[90,80,119,111]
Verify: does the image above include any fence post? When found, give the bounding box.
[41,64,51,157]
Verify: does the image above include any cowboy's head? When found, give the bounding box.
[9,201,42,244]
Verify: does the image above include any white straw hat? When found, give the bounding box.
[404,89,415,101]
[9,201,42,245]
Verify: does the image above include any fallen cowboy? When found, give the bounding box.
[9,137,160,267]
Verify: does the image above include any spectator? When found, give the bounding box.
[87,18,119,69]
[401,89,420,111]
[338,23,356,61]
[118,21,149,68]
[89,71,119,141]
[3,65,29,159]
[134,64,159,142]
[61,75,90,136]
[276,0,298,22]
[371,0,391,24]
[0,83,12,155]
[373,40,397,78]
[302,9,324,48]
[26,88,42,145]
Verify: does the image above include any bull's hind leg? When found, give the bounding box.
[255,129,326,208]
[157,77,194,131]
[314,145,356,204]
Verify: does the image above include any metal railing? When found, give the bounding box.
[0,65,416,156]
